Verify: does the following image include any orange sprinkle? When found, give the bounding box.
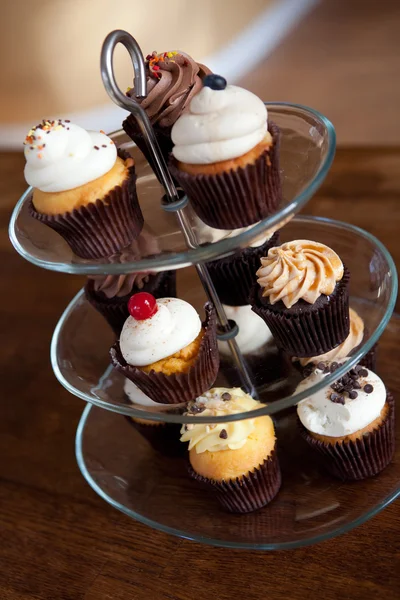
[38,153,43,159]
[100,129,106,134]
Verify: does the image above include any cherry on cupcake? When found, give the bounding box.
[128,292,158,320]
[203,74,227,90]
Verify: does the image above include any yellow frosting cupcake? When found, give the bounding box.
[180,387,281,513]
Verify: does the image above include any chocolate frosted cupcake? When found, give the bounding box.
[296,362,395,480]
[110,293,219,404]
[124,379,183,456]
[251,240,350,357]
[169,76,281,229]
[207,230,280,306]
[123,51,210,166]
[180,387,281,513]
[293,308,377,376]
[25,120,143,259]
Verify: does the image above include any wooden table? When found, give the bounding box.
[1,149,399,600]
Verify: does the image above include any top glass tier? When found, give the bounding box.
[9,103,335,275]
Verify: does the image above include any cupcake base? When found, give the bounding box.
[84,270,177,337]
[207,231,280,306]
[110,303,219,404]
[188,450,281,514]
[299,392,395,481]
[250,265,351,357]
[169,122,282,229]
[29,149,143,259]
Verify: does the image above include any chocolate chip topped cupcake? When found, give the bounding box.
[296,362,395,480]
[25,119,143,258]
[181,387,281,513]
[169,76,281,229]
[123,51,211,164]
[110,293,219,404]
[250,240,350,357]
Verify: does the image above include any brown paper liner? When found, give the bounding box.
[299,392,395,481]
[169,122,282,229]
[110,303,219,404]
[123,114,173,172]
[125,417,184,456]
[207,231,280,306]
[250,266,350,357]
[84,270,177,337]
[29,149,144,259]
[188,449,281,513]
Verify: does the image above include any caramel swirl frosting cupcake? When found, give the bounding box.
[181,387,281,513]
[250,240,350,357]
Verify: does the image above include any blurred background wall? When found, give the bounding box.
[1,0,399,147]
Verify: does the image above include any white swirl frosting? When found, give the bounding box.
[256,240,344,309]
[171,85,268,164]
[124,378,159,406]
[296,365,386,437]
[24,120,117,192]
[120,298,201,367]
[180,388,263,453]
[296,308,364,366]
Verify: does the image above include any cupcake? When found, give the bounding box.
[180,387,281,513]
[25,119,143,259]
[124,379,183,456]
[207,230,280,306]
[123,51,211,165]
[110,293,219,404]
[296,362,395,480]
[169,75,281,229]
[250,240,350,357]
[84,231,176,336]
[293,308,377,376]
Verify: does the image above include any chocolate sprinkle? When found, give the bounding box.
[364,384,374,394]
[358,368,368,378]
[190,404,206,414]
[221,392,231,401]
[349,390,358,399]
[317,362,326,371]
[94,145,100,150]
[219,429,228,439]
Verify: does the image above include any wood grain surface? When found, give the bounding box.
[1,148,399,600]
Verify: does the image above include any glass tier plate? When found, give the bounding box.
[75,312,400,549]
[9,104,336,274]
[51,215,397,423]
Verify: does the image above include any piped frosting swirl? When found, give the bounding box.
[127,52,211,128]
[180,388,263,453]
[171,84,269,164]
[256,240,344,309]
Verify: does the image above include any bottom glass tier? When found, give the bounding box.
[76,315,400,550]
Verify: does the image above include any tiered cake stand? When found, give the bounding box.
[9,31,399,549]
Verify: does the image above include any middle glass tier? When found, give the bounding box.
[51,215,397,423]
[10,103,335,274]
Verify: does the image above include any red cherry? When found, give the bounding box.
[128,292,158,320]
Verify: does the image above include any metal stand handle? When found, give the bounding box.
[100,30,255,396]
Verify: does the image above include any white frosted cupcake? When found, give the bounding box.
[25,120,143,258]
[110,293,219,404]
[169,75,281,229]
[296,362,395,480]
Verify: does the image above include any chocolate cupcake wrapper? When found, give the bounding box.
[123,115,173,173]
[84,270,177,337]
[29,149,144,259]
[188,450,281,514]
[125,417,184,457]
[300,391,395,481]
[208,231,280,306]
[250,266,350,357]
[169,122,282,230]
[358,343,378,371]
[110,303,219,404]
